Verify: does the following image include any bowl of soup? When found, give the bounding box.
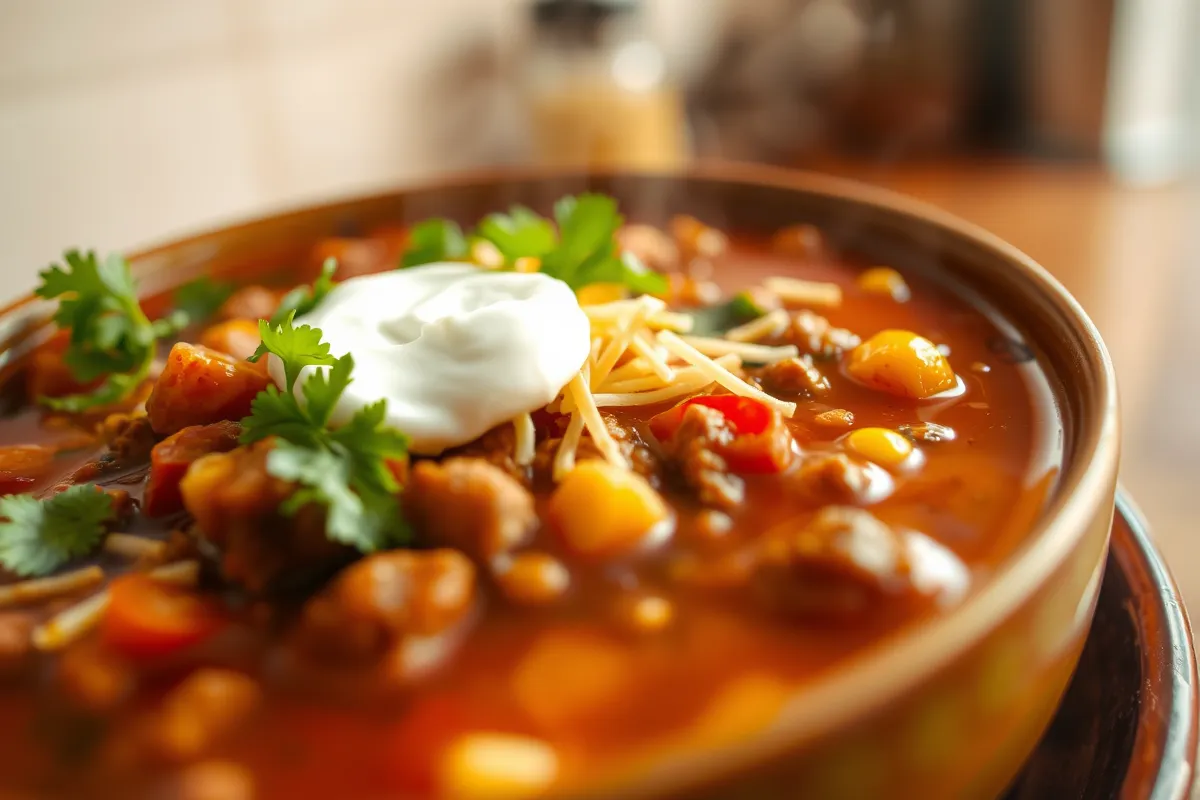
[0,165,1117,799]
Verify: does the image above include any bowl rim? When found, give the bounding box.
[0,161,1121,794]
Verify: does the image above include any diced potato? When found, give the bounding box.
[438,733,558,799]
[845,330,956,399]
[512,628,633,732]
[547,461,672,560]
[146,343,271,436]
[495,552,571,607]
[144,421,242,517]
[844,427,915,471]
[199,319,261,362]
[857,266,911,301]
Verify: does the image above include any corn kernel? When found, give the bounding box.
[846,330,957,399]
[576,282,627,305]
[513,256,541,274]
[845,427,914,470]
[439,733,558,799]
[857,267,911,302]
[548,461,672,560]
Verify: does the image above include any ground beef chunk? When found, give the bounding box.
[753,507,914,619]
[406,458,537,562]
[297,550,476,682]
[775,310,861,359]
[533,415,661,485]
[618,224,679,273]
[754,355,830,396]
[179,440,349,592]
[664,404,744,510]
[148,668,262,762]
[790,452,890,505]
[443,424,525,483]
[217,286,286,322]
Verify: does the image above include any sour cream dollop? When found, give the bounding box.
[273,263,590,454]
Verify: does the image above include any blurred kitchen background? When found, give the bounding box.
[2,0,1199,600]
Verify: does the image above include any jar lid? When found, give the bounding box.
[531,0,639,29]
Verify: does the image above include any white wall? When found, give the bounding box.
[0,0,712,300]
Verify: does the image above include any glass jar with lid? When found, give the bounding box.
[522,0,688,169]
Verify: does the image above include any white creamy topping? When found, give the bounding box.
[272,263,590,454]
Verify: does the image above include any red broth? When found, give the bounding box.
[0,221,1058,799]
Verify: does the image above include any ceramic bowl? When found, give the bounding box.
[0,165,1120,799]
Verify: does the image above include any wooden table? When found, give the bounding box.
[806,159,1200,607]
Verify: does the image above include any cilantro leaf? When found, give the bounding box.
[476,206,557,262]
[240,322,410,553]
[0,486,114,577]
[173,277,234,325]
[35,250,183,410]
[401,219,468,267]
[402,194,668,295]
[270,258,338,326]
[239,386,319,448]
[249,313,336,392]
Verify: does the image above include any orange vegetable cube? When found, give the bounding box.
[199,319,261,362]
[144,420,243,517]
[146,343,270,436]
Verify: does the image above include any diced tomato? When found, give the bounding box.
[103,574,223,659]
[649,395,772,440]
[0,445,55,495]
[145,343,271,436]
[649,395,793,474]
[144,421,243,517]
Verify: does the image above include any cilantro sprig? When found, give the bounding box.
[173,277,234,324]
[270,258,338,326]
[401,193,668,295]
[0,485,114,577]
[242,315,409,553]
[36,250,186,412]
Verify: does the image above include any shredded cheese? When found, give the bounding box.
[553,411,585,482]
[656,331,797,417]
[629,331,674,382]
[764,276,842,307]
[513,412,536,467]
[679,335,800,364]
[581,296,667,322]
[593,369,725,408]
[30,560,202,652]
[0,566,104,608]
[645,310,694,333]
[566,372,627,468]
[726,309,790,343]
[103,533,166,560]
[33,590,108,651]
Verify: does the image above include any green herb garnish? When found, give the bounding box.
[36,250,186,412]
[400,194,669,295]
[401,220,468,268]
[173,277,235,325]
[270,258,338,326]
[242,314,409,553]
[0,485,114,577]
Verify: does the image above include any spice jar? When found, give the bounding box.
[522,0,688,169]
